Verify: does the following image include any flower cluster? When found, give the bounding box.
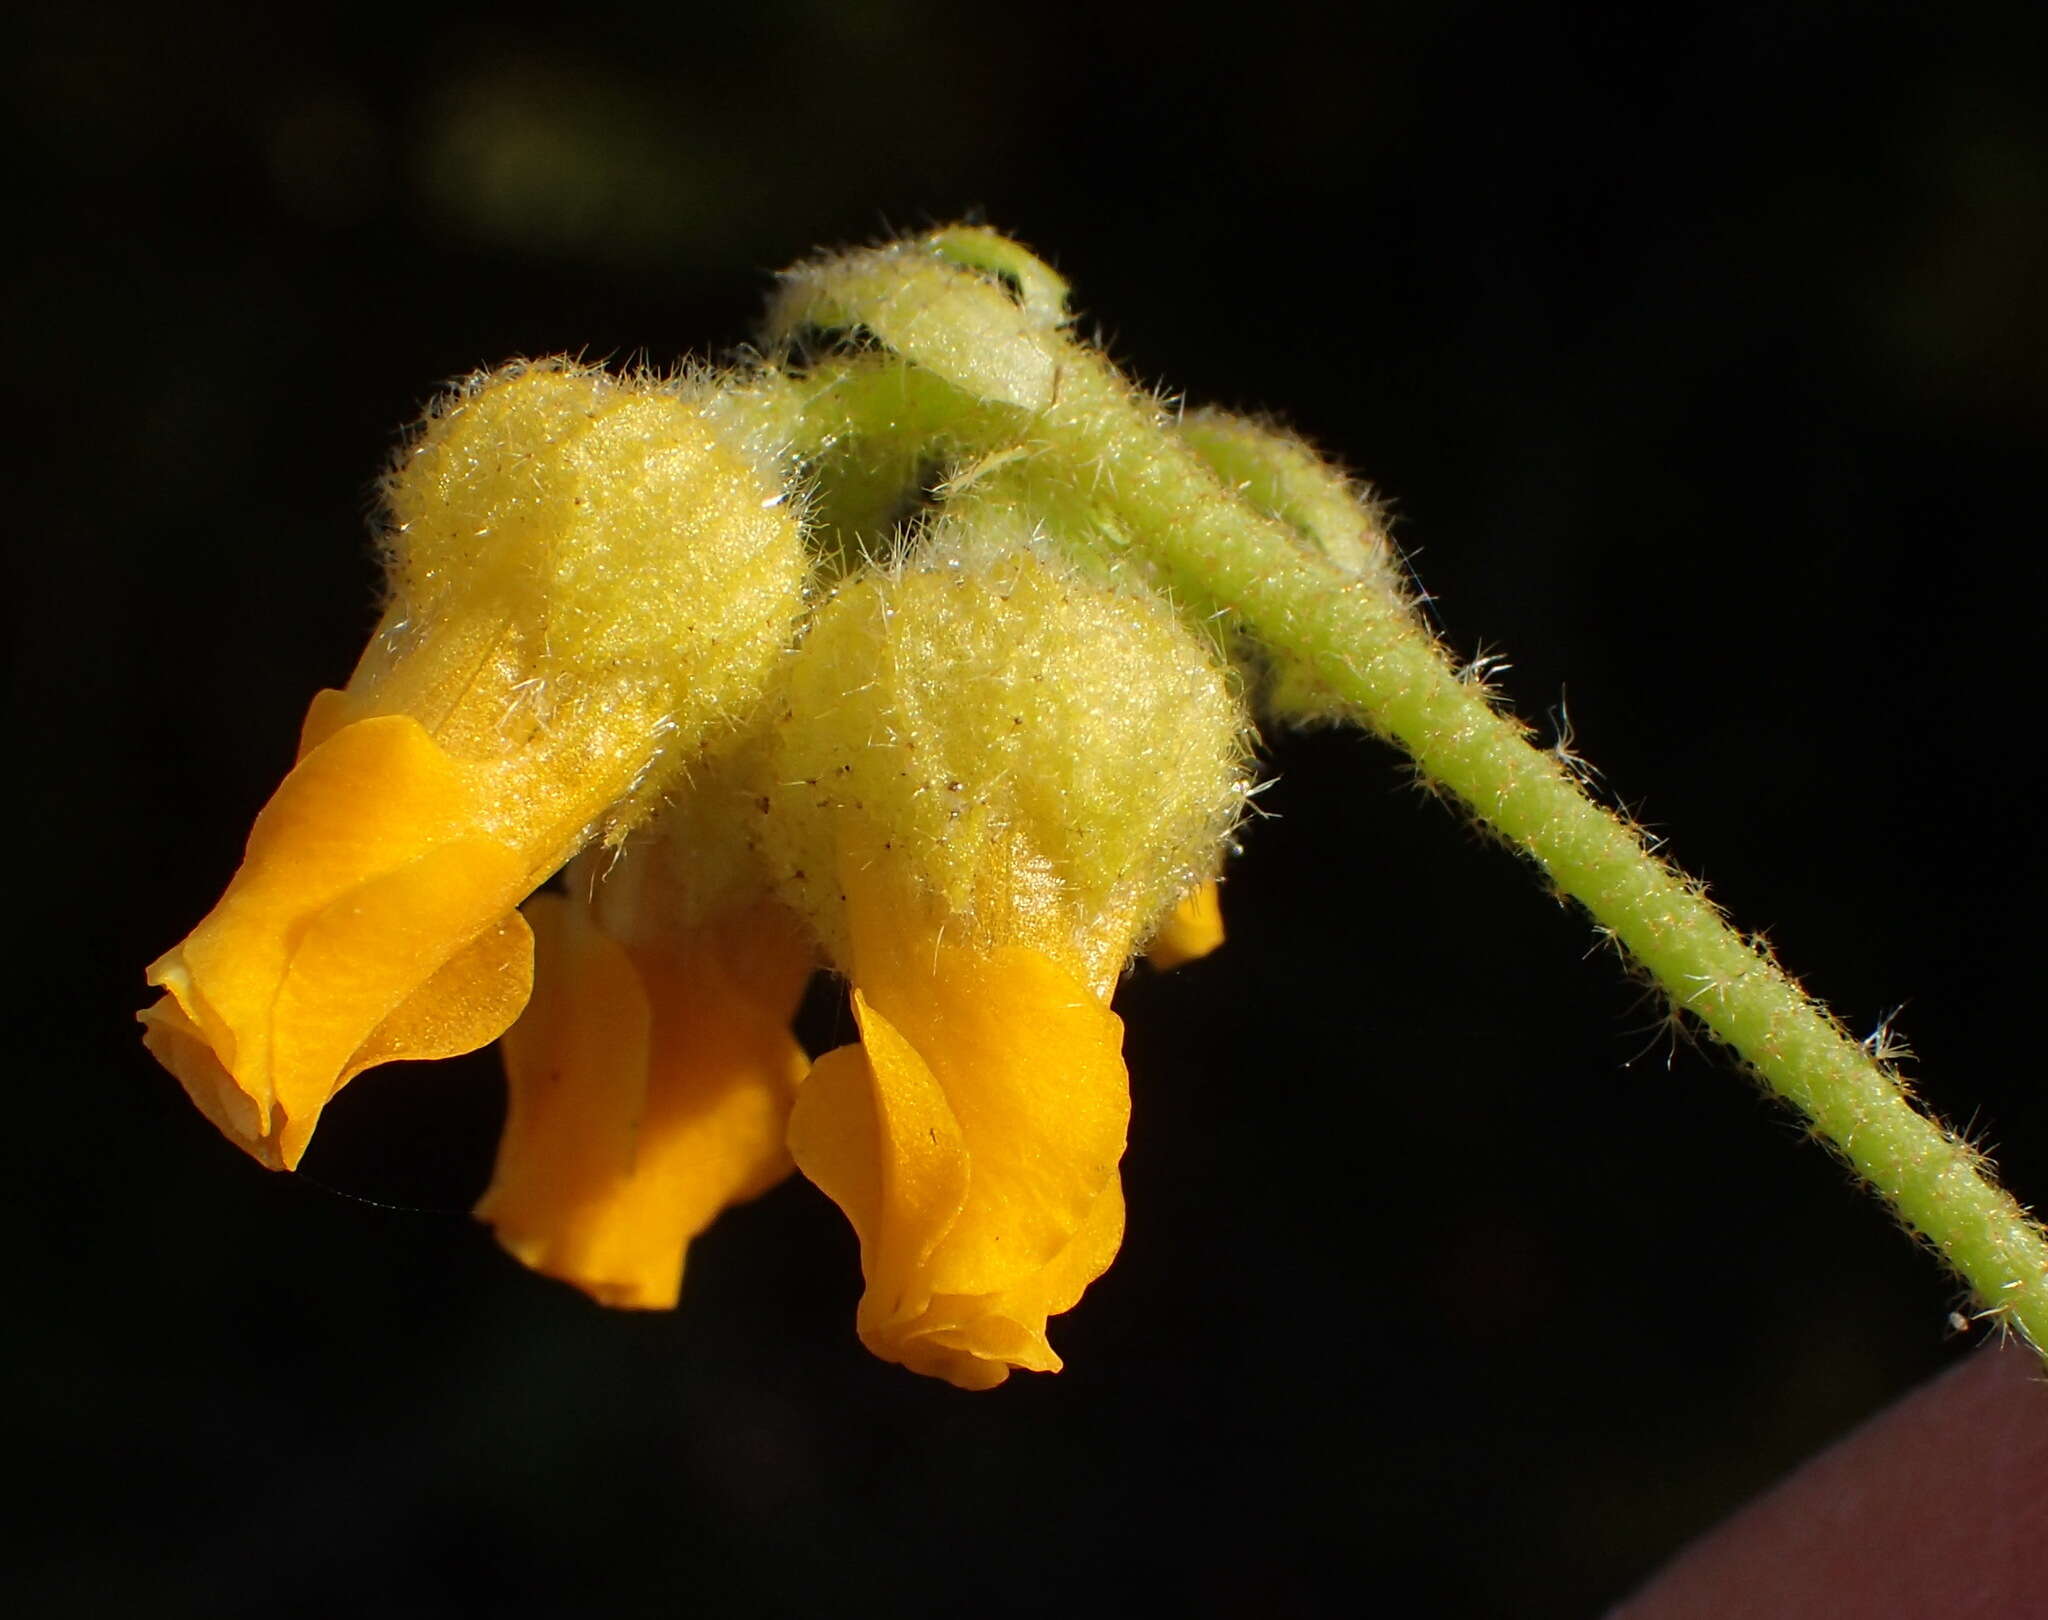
[148,223,2048,1387]
[143,289,1260,1387]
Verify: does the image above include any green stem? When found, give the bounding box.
[768,241,2048,1360]
[1072,366,2048,1358]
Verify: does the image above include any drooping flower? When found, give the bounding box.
[474,756,815,1310]
[141,361,809,1169]
[752,521,1251,1387]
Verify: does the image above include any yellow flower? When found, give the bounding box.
[755,526,1250,1387]
[474,764,814,1310]
[141,361,808,1169]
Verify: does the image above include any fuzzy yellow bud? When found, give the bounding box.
[755,519,1250,992]
[359,359,809,834]
[142,360,809,1169]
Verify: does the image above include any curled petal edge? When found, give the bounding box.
[790,933,1130,1389]
[141,711,541,1167]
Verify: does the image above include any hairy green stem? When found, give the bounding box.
[1079,367,2048,1357]
[767,239,2048,1360]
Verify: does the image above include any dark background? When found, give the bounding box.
[11,3,2046,1614]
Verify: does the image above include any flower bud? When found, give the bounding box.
[756,518,1250,993]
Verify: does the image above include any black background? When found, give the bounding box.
[11,3,2046,1615]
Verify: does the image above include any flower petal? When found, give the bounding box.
[138,910,534,1170]
[340,911,536,1078]
[790,851,1131,1387]
[842,853,1130,1291]
[788,995,971,1331]
[1144,879,1224,969]
[477,896,811,1309]
[901,1176,1126,1389]
[138,995,284,1168]
[144,712,536,1166]
[793,995,1128,1389]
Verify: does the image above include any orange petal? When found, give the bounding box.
[477,897,812,1309]
[139,994,286,1170]
[790,849,1131,1388]
[1144,879,1224,970]
[139,911,534,1170]
[792,990,1129,1389]
[899,1176,1126,1389]
[891,943,1126,1297]
[842,853,1129,1291]
[295,686,358,758]
[338,909,537,1078]
[144,712,535,1166]
[788,997,972,1332]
